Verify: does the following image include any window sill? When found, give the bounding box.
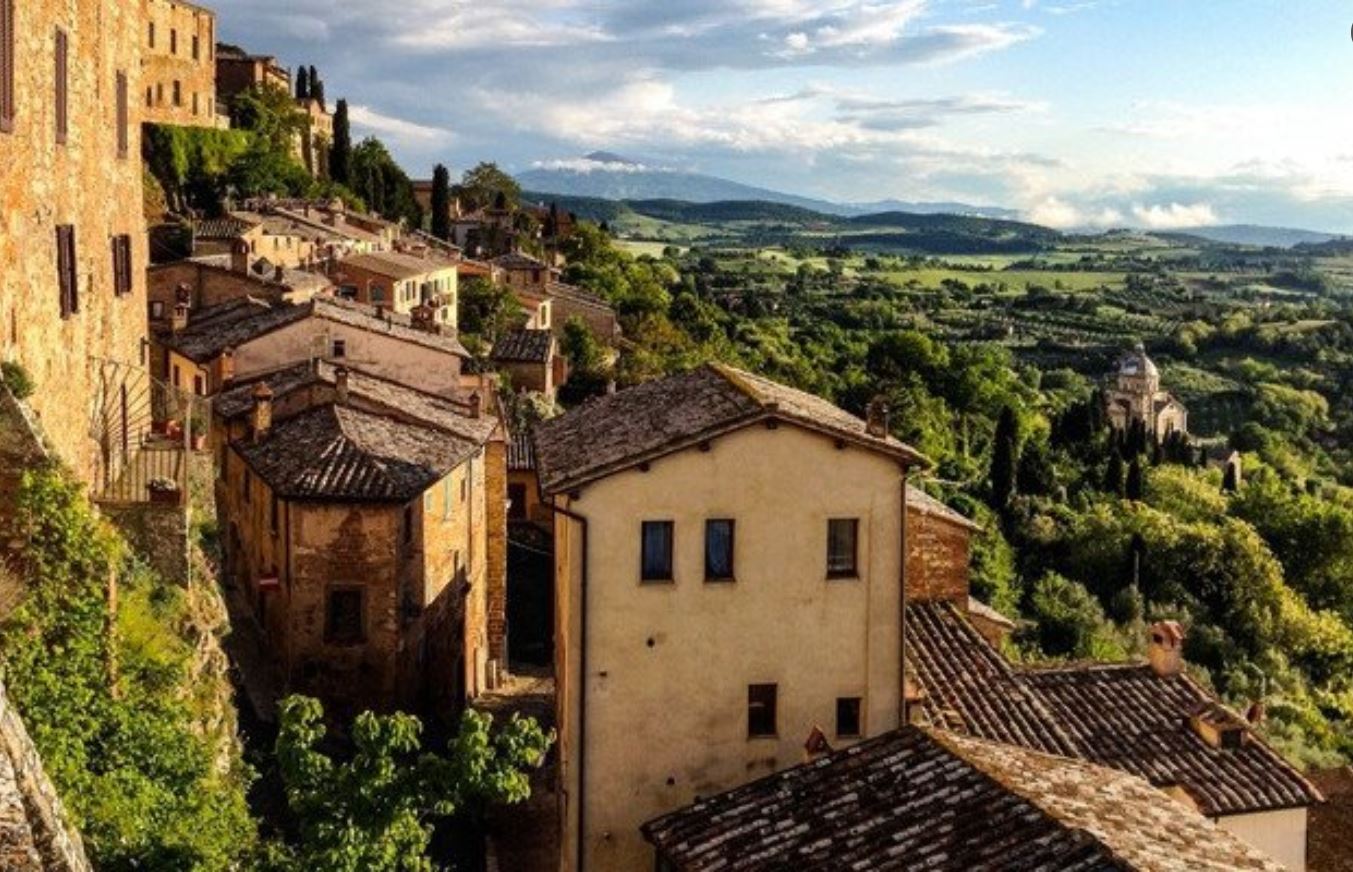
[704,577,736,584]
[640,578,675,586]
[747,734,778,741]
[826,574,861,582]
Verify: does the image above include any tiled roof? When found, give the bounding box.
[907,485,981,530]
[234,404,478,501]
[545,280,614,314]
[1025,664,1322,816]
[492,252,548,271]
[214,361,495,445]
[312,297,469,357]
[491,329,554,364]
[507,429,535,471]
[194,216,256,239]
[905,602,1323,818]
[907,601,1078,757]
[641,726,1284,872]
[534,364,926,494]
[336,250,455,281]
[159,297,310,362]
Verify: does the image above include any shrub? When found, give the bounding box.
[1,360,34,400]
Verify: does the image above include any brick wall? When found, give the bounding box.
[906,508,971,604]
[1,0,149,488]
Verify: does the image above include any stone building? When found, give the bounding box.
[142,0,219,127]
[533,364,930,872]
[214,41,287,105]
[1105,343,1187,440]
[213,362,507,719]
[293,95,331,177]
[331,250,460,328]
[146,257,330,327]
[0,0,150,487]
[490,329,559,399]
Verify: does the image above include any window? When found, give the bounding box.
[836,697,862,738]
[331,338,346,358]
[148,21,155,48]
[403,504,414,545]
[325,588,364,643]
[54,29,67,145]
[0,0,14,134]
[155,83,163,105]
[115,72,129,157]
[170,28,177,55]
[508,483,527,521]
[827,518,859,578]
[56,225,77,318]
[192,34,200,60]
[172,80,181,107]
[150,300,165,319]
[704,519,735,581]
[193,374,205,396]
[748,684,777,738]
[442,477,451,520]
[192,91,199,115]
[111,234,133,295]
[640,521,674,582]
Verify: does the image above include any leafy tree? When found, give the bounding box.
[1125,456,1144,500]
[457,276,521,342]
[1027,571,1124,660]
[456,162,520,212]
[430,164,452,241]
[1016,439,1057,497]
[989,405,1018,508]
[350,137,422,226]
[229,84,309,153]
[331,99,352,186]
[1105,451,1124,496]
[262,696,551,872]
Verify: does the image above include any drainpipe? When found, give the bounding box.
[898,466,909,728]
[544,498,588,872]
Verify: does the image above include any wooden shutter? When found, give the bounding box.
[116,71,128,157]
[0,0,14,133]
[56,226,77,318]
[111,235,132,297]
[54,28,67,145]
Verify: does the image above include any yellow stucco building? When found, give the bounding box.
[534,364,927,872]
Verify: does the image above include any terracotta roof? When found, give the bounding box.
[534,364,926,494]
[492,252,549,271]
[214,361,495,445]
[312,297,469,357]
[907,485,981,531]
[907,601,1079,757]
[642,726,1284,872]
[336,250,456,281]
[234,404,478,501]
[905,602,1323,818]
[545,280,614,314]
[1025,664,1322,816]
[194,216,256,239]
[967,596,1016,629]
[491,329,554,364]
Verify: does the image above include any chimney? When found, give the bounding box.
[334,366,350,404]
[1147,620,1185,677]
[866,397,890,438]
[171,301,190,333]
[1189,703,1249,750]
[468,391,481,419]
[219,347,236,386]
[275,264,285,283]
[231,239,249,274]
[802,726,832,763]
[251,383,274,442]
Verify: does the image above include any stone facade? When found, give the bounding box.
[146,260,323,325]
[214,44,288,105]
[0,0,150,488]
[142,0,218,127]
[905,504,974,604]
[1104,344,1187,441]
[484,438,509,665]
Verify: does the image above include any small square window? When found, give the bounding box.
[827,518,859,578]
[704,519,735,581]
[325,588,363,644]
[332,338,346,358]
[748,684,777,738]
[150,300,165,319]
[508,483,527,521]
[641,521,673,582]
[836,697,862,738]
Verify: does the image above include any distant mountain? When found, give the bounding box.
[1153,225,1341,249]
[516,153,1016,220]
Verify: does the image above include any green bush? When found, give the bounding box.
[1,360,34,400]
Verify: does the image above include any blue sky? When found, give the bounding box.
[211,0,1353,231]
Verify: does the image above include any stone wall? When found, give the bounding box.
[1,0,149,488]
[906,509,971,604]
[142,0,217,127]
[485,440,509,667]
[99,503,188,585]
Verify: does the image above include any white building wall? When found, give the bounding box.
[1217,807,1307,871]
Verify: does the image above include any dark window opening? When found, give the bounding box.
[170,28,177,54]
[827,518,859,578]
[54,28,67,144]
[325,588,364,644]
[748,684,777,738]
[836,697,862,738]
[508,483,527,521]
[704,519,735,581]
[193,374,205,396]
[115,72,129,157]
[331,338,346,358]
[641,521,674,582]
[56,225,77,318]
[112,234,133,295]
[0,0,15,133]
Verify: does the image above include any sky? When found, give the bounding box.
[212,0,1353,232]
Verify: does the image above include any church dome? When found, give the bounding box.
[1118,343,1158,378]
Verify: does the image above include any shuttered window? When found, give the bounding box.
[116,72,129,157]
[54,28,67,145]
[0,0,14,134]
[111,235,133,297]
[56,225,78,319]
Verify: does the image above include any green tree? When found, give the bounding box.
[1125,456,1144,501]
[229,84,309,153]
[295,66,309,100]
[350,137,422,226]
[989,405,1018,508]
[456,162,521,212]
[263,696,551,872]
[1027,571,1124,660]
[331,99,352,186]
[457,276,521,342]
[430,164,452,241]
[1105,451,1124,496]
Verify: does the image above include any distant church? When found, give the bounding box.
[1104,343,1188,440]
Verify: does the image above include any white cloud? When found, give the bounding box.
[1130,202,1219,229]
[347,105,451,143]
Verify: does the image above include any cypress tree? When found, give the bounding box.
[331,99,352,186]
[1222,461,1240,493]
[296,66,310,100]
[1126,456,1144,500]
[430,164,452,241]
[1105,451,1124,496]
[990,406,1019,509]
